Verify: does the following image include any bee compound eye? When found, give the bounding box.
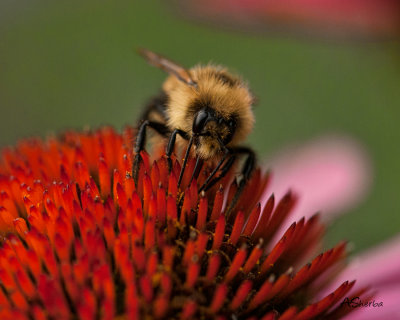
[222,119,236,144]
[228,119,236,130]
[193,110,209,134]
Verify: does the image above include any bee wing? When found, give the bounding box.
[138,48,197,87]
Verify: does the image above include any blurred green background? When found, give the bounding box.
[1,1,399,253]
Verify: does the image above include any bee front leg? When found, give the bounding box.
[197,146,255,218]
[199,153,235,192]
[165,129,189,171]
[189,157,204,185]
[133,120,170,186]
[225,147,256,218]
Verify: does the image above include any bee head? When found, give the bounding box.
[164,65,255,158]
[192,108,236,157]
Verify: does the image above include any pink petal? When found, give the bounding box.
[335,235,400,290]
[177,0,400,37]
[262,135,371,224]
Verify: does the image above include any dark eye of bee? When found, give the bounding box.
[228,119,236,130]
[193,110,209,134]
[223,118,236,144]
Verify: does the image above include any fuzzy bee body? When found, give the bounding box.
[134,49,256,214]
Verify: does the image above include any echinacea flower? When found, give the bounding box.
[0,126,375,319]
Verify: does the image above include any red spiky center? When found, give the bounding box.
[0,127,366,320]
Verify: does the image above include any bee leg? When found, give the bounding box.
[177,136,194,188]
[198,153,232,192]
[133,120,170,186]
[189,157,204,185]
[165,129,189,171]
[225,147,256,218]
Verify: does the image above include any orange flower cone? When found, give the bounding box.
[0,127,368,319]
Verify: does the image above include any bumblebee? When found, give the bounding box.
[134,49,256,213]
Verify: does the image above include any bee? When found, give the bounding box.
[134,49,256,214]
